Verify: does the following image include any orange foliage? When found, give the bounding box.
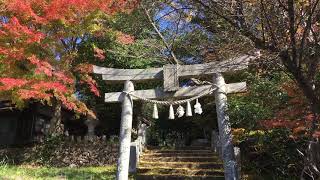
[93,47,106,61]
[5,0,138,24]
[116,31,135,45]
[0,78,28,90]
[258,81,320,138]
[0,0,138,116]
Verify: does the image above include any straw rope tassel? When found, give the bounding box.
[152,104,159,119]
[186,101,192,117]
[194,99,203,114]
[176,105,185,118]
[169,105,175,119]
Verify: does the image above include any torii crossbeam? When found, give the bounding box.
[93,54,256,180]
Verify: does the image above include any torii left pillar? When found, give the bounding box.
[117,81,134,180]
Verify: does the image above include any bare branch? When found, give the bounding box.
[276,0,288,11]
[155,7,193,22]
[195,0,279,52]
[288,0,298,66]
[142,6,180,64]
[260,0,278,47]
[299,0,320,65]
[169,10,183,48]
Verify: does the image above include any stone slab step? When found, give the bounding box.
[136,174,224,180]
[143,152,218,157]
[144,149,213,154]
[147,146,212,150]
[139,161,223,169]
[140,156,221,162]
[138,167,224,176]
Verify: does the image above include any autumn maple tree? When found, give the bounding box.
[0,0,137,119]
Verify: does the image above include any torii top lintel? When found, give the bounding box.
[93,55,254,82]
[93,54,255,102]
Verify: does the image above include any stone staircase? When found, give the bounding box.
[136,146,224,180]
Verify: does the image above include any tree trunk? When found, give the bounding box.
[280,52,320,179]
[280,52,320,136]
[48,100,63,136]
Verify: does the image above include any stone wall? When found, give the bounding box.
[0,137,119,167]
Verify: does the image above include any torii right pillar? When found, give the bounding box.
[213,73,239,180]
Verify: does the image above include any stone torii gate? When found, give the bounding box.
[93,55,255,180]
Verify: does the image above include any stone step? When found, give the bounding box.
[143,152,218,157]
[147,146,212,151]
[136,174,224,180]
[138,167,224,176]
[139,161,223,169]
[144,149,213,154]
[140,156,221,162]
[138,146,224,179]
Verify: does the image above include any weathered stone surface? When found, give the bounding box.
[0,139,119,167]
